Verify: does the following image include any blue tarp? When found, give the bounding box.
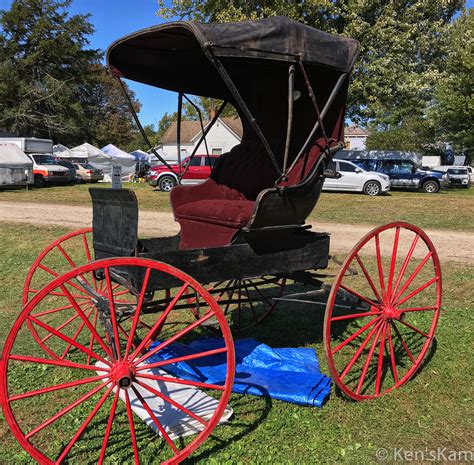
[147,338,331,407]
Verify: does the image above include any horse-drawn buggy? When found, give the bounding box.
[1,17,441,464]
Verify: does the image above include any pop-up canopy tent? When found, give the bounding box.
[0,143,33,186]
[337,150,423,165]
[101,144,136,178]
[66,142,100,160]
[102,144,136,165]
[53,144,70,157]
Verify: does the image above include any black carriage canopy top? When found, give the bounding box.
[107,16,360,177]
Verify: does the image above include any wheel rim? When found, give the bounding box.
[365,182,380,196]
[189,276,287,331]
[161,178,174,192]
[23,228,94,306]
[324,222,441,400]
[22,229,143,361]
[2,258,235,464]
[424,182,437,193]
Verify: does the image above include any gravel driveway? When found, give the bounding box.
[1,201,472,264]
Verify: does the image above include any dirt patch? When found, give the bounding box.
[1,201,472,264]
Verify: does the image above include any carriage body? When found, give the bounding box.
[1,17,442,465]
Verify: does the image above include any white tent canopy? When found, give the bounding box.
[69,143,106,160]
[101,144,136,166]
[101,144,136,180]
[53,143,73,157]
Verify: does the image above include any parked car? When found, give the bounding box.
[147,154,220,191]
[466,166,474,184]
[433,165,470,188]
[73,163,104,183]
[28,153,70,187]
[55,159,77,184]
[323,159,390,196]
[353,159,448,193]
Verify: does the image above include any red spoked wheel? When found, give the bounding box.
[23,228,94,305]
[1,258,235,464]
[189,276,287,331]
[22,228,151,361]
[324,222,441,401]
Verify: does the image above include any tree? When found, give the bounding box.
[182,97,238,120]
[124,123,159,152]
[87,66,141,149]
[157,0,463,127]
[431,10,473,155]
[0,0,140,147]
[0,0,99,143]
[156,112,178,141]
[365,116,435,152]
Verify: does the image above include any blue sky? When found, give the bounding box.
[1,0,473,127]
[0,0,177,126]
[67,0,178,127]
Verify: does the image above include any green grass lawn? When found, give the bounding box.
[0,222,472,464]
[1,182,473,231]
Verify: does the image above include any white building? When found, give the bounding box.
[157,117,242,158]
[344,125,369,150]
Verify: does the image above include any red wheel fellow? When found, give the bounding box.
[1,257,235,464]
[324,222,441,400]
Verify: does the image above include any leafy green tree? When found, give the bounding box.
[125,123,159,152]
[366,116,435,152]
[183,97,238,120]
[88,66,141,149]
[157,0,463,126]
[431,9,473,154]
[0,0,98,143]
[0,0,140,147]
[156,112,178,141]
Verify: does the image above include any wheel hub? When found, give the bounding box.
[110,361,135,389]
[383,305,400,320]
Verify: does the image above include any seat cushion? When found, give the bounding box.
[175,199,255,228]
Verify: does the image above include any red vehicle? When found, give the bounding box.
[147,154,220,191]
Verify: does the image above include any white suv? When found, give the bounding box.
[323,159,390,196]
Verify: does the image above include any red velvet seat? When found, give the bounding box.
[171,137,333,250]
[175,199,254,228]
[171,139,277,249]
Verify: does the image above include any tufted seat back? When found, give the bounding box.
[209,139,280,200]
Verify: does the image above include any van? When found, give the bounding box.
[28,153,70,187]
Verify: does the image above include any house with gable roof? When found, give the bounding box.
[157,117,243,159]
[157,117,367,157]
[344,125,369,150]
